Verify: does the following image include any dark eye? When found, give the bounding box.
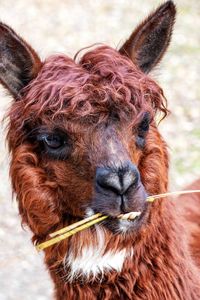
[138,112,150,133]
[44,134,65,149]
[36,130,70,160]
[136,112,151,148]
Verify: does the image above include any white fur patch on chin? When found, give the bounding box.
[64,226,133,282]
[118,219,134,233]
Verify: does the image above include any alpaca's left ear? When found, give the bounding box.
[119,1,176,73]
[0,22,42,98]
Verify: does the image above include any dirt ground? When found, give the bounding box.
[0,0,199,299]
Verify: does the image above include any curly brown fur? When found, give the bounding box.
[1,1,200,299]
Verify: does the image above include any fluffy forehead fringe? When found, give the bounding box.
[11,46,168,127]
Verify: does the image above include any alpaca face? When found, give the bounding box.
[0,1,175,239]
[11,54,149,232]
[7,48,165,234]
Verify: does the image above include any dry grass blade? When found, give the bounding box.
[49,213,102,238]
[50,211,142,239]
[118,212,141,220]
[37,212,141,251]
[146,190,200,202]
[36,215,108,251]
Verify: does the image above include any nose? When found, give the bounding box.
[95,162,140,195]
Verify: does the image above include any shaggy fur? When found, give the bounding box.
[1,1,200,299]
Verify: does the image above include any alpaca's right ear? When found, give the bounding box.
[0,22,42,98]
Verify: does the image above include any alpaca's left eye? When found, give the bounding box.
[138,112,150,133]
[136,112,151,148]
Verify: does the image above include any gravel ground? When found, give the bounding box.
[0,1,199,299]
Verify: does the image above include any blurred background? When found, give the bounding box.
[0,0,199,299]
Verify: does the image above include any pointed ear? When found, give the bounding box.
[119,1,176,73]
[0,22,42,98]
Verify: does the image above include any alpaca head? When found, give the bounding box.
[1,2,175,239]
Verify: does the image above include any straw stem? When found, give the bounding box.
[36,215,108,251]
[49,213,102,238]
[146,190,200,202]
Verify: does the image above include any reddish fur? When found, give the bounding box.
[8,47,167,133]
[176,179,200,268]
[2,2,200,298]
[6,46,200,299]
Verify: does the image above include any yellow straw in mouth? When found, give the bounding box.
[36,189,200,251]
[49,213,103,238]
[37,212,141,251]
[146,190,200,202]
[36,215,108,251]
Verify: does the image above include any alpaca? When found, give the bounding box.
[1,1,200,299]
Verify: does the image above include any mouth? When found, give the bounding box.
[105,208,147,233]
[89,183,148,233]
[85,203,148,234]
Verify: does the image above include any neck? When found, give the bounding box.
[45,200,200,300]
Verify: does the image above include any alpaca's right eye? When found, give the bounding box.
[35,131,70,159]
[44,134,65,149]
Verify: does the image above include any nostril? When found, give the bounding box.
[95,164,140,196]
[96,179,119,194]
[96,175,110,190]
